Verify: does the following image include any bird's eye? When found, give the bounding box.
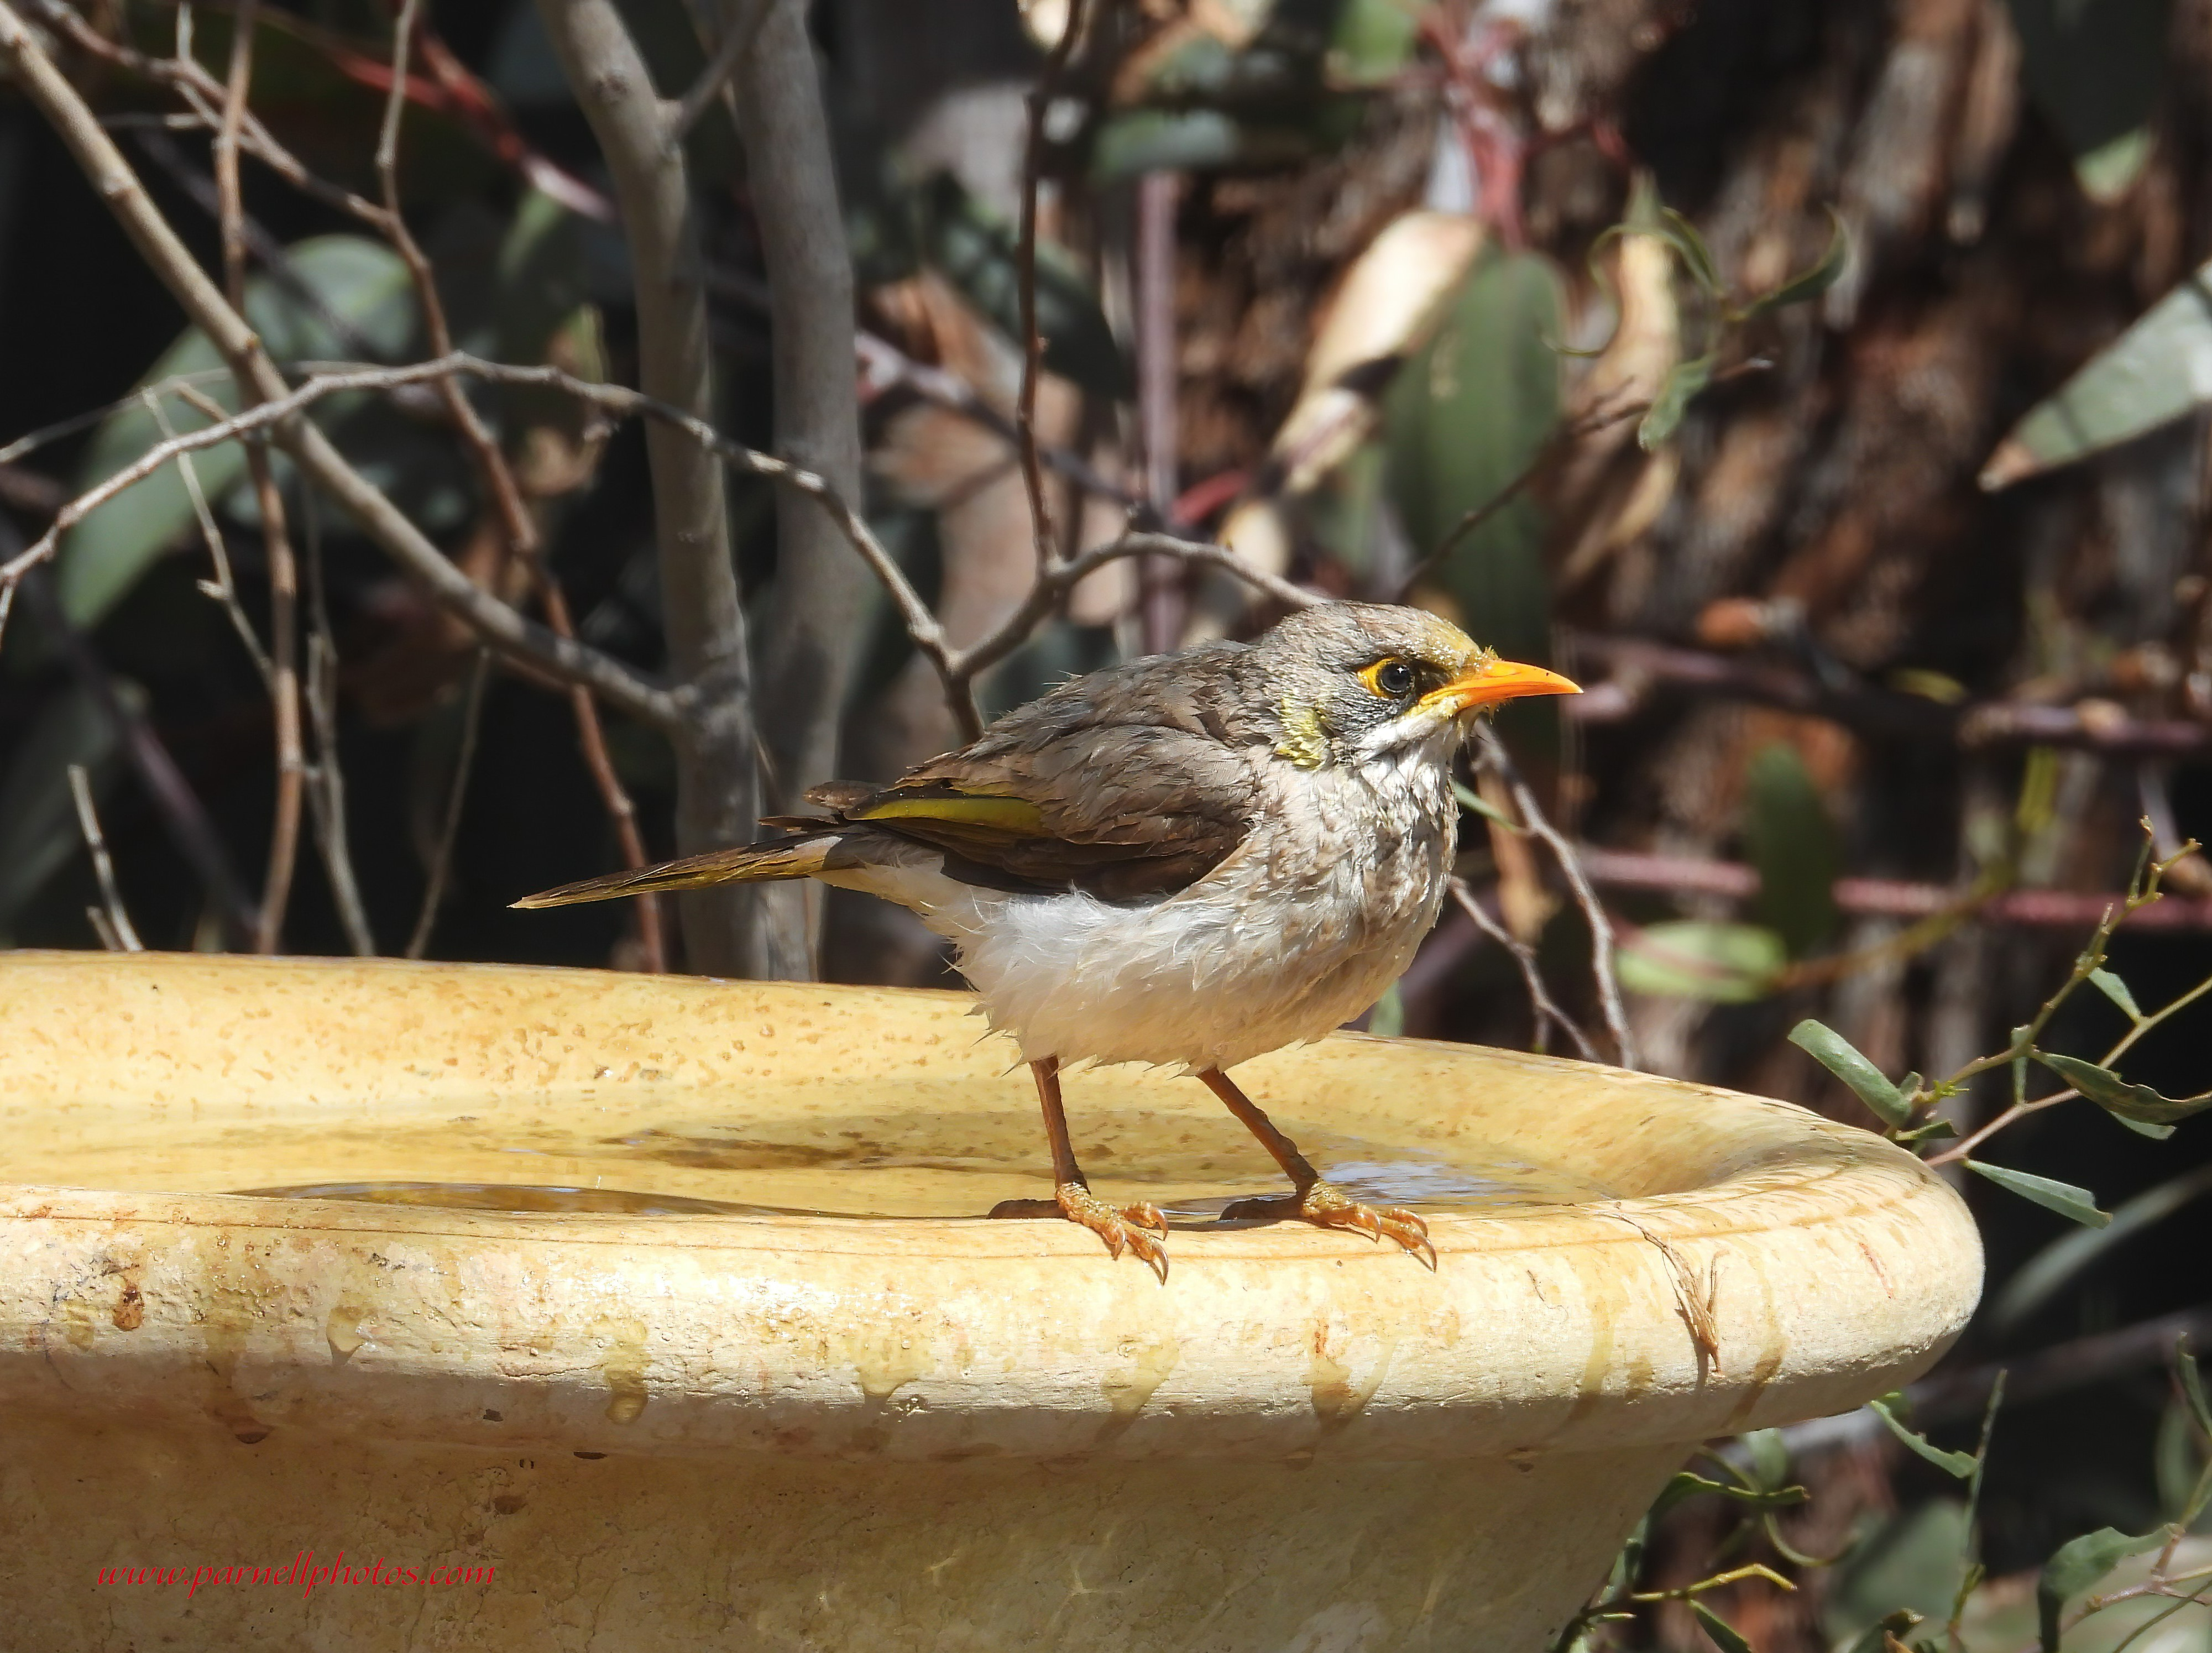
[1363,658,1417,699]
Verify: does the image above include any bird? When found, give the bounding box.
[514,602,1579,1277]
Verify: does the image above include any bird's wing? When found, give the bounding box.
[848,653,1263,899]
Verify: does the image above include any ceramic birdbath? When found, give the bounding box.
[0,952,1979,1651]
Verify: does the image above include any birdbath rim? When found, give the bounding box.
[0,951,1981,1466]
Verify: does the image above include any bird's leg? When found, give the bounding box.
[988,1058,1169,1278]
[1199,1068,1435,1267]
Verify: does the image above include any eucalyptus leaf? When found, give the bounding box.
[1981,254,2212,489]
[1733,208,1850,321]
[1743,1428,1790,1493]
[2036,1052,2212,1125]
[1657,207,1724,296]
[1619,921,1786,1003]
[2180,1336,2210,1440]
[1451,778,1520,830]
[1990,1164,2212,1332]
[56,236,417,631]
[2037,1528,2166,1652]
[1649,1470,1807,1524]
[1867,1392,1980,1478]
[1788,1019,1913,1127]
[1691,1600,1755,1653]
[2088,967,2144,1022]
[0,681,135,934]
[1638,353,1716,451]
[1382,247,1562,669]
[1966,1160,2111,1228]
[1366,982,1405,1038]
[918,172,1131,397]
[1842,1611,1925,1653]
[1745,741,1840,958]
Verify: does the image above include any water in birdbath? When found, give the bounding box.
[13,1061,1611,1220]
[180,1076,1614,1221]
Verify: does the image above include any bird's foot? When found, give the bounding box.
[1220,1180,1436,1267]
[989,1185,1170,1280]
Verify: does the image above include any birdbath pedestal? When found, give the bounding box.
[0,953,1980,1651]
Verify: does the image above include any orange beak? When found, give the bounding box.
[1421,657,1582,714]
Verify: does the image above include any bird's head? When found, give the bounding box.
[1252,602,1580,771]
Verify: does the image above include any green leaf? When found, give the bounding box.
[2037,1528,2166,1651]
[1638,352,1716,451]
[1788,1019,1913,1127]
[1743,1428,1790,1493]
[2179,1336,2210,1440]
[1620,921,1787,1003]
[1329,0,1423,83]
[0,681,132,935]
[56,236,417,631]
[1691,1600,1755,1653]
[1965,1160,2111,1228]
[1842,1611,1925,1653]
[1745,742,1841,958]
[1451,778,1520,830]
[919,172,1131,398]
[1868,1392,1980,1478]
[1657,207,1724,296]
[2036,1052,2212,1125]
[1981,251,2212,489]
[1383,247,1563,671]
[1649,1470,1807,1524]
[1733,208,1850,321]
[2088,968,2145,1022]
[1989,1164,2212,1332]
[1366,982,1405,1038]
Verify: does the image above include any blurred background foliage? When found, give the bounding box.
[4,0,2212,1646]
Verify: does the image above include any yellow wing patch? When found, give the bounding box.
[854,794,1050,835]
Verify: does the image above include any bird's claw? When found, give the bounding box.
[1220,1180,1436,1268]
[989,1185,1169,1280]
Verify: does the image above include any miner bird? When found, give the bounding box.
[515,602,1580,1277]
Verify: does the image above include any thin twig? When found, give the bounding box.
[1476,725,1638,1069]
[0,11,681,732]
[1014,0,1090,571]
[406,650,490,960]
[370,6,665,968]
[300,489,376,956]
[141,387,273,684]
[67,764,143,952]
[213,0,305,955]
[1450,876,1601,1060]
[0,350,1320,750]
[668,0,765,140]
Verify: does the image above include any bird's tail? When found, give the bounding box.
[511,833,843,909]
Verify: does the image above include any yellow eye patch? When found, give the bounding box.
[1358,658,1418,699]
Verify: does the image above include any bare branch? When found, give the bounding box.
[301,493,376,957]
[535,0,759,975]
[406,651,490,960]
[731,0,867,977]
[0,4,684,744]
[1015,0,1091,571]
[212,8,306,955]
[669,0,765,141]
[1474,726,1639,1070]
[68,764,143,953]
[1450,876,1601,1061]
